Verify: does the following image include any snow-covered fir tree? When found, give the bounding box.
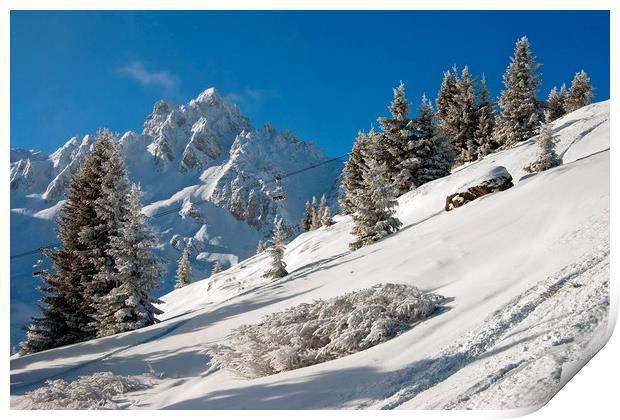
[546,85,567,121]
[263,216,288,279]
[454,66,480,163]
[85,131,133,317]
[377,82,417,194]
[175,247,193,289]
[318,195,328,226]
[21,129,130,353]
[524,121,562,173]
[436,66,479,164]
[565,70,594,113]
[211,261,222,275]
[474,75,498,157]
[256,240,267,254]
[411,95,455,186]
[340,131,369,215]
[321,203,333,227]
[436,67,459,126]
[91,184,163,338]
[495,36,542,148]
[349,144,402,251]
[310,196,321,230]
[302,200,313,231]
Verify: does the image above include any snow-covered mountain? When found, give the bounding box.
[10,101,610,410]
[10,88,343,346]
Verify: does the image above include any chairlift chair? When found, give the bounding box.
[271,175,286,201]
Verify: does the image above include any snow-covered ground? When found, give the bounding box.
[10,101,610,410]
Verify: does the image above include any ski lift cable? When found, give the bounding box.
[9,154,348,261]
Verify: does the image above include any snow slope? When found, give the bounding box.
[10,101,610,410]
[9,88,343,346]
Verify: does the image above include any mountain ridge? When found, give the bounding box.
[10,87,343,346]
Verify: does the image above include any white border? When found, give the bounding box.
[2,2,616,420]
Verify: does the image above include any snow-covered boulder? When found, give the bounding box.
[445,166,513,211]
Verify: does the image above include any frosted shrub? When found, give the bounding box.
[208,283,444,378]
[22,372,146,409]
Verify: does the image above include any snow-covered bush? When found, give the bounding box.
[208,283,444,378]
[21,372,147,409]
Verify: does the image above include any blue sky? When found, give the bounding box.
[11,10,610,156]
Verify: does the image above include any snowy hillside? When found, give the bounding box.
[10,88,343,346]
[10,101,610,410]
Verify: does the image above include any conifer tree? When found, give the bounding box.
[211,261,222,275]
[565,70,594,113]
[454,66,479,163]
[321,204,333,227]
[377,82,417,194]
[175,247,193,289]
[310,196,321,230]
[263,216,288,279]
[318,194,328,226]
[411,95,455,186]
[475,75,498,157]
[349,143,402,251]
[524,121,562,173]
[436,66,479,164]
[21,129,130,353]
[495,36,542,147]
[546,85,567,121]
[302,200,313,231]
[340,131,369,215]
[256,240,267,254]
[436,68,458,125]
[92,184,163,338]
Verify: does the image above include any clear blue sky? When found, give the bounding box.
[11,10,610,156]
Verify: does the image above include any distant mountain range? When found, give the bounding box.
[10,87,343,346]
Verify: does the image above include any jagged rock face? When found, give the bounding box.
[144,89,251,173]
[445,166,513,211]
[10,88,343,339]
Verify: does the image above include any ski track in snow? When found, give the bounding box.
[366,218,609,410]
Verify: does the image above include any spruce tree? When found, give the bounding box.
[546,85,567,121]
[349,143,402,251]
[302,200,313,231]
[412,95,455,186]
[436,68,458,125]
[495,36,542,147]
[175,247,193,289]
[21,129,130,353]
[524,122,562,173]
[263,216,288,279]
[377,82,417,194]
[211,261,222,275]
[321,204,333,227]
[565,70,594,113]
[310,196,321,230]
[454,66,479,163]
[340,131,369,215]
[91,184,163,338]
[475,75,498,157]
[318,195,328,226]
